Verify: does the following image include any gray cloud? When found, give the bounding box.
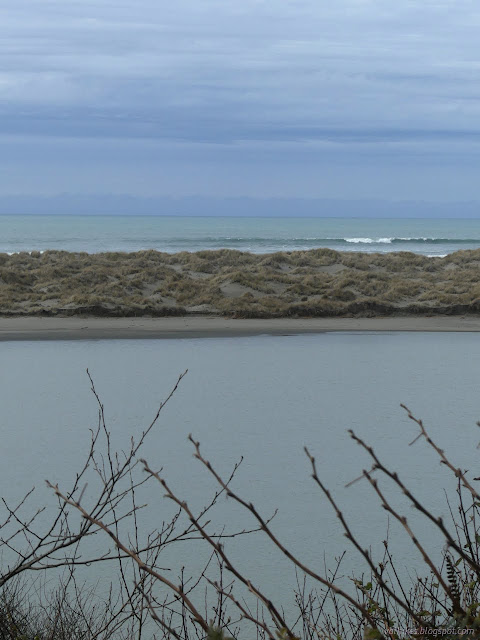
[1,0,480,199]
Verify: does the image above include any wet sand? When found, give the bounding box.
[1,315,480,341]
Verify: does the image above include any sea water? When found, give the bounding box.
[2,214,480,255]
[1,332,479,615]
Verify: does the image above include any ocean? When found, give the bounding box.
[2,214,480,255]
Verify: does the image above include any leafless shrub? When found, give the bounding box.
[40,373,480,639]
[0,370,265,638]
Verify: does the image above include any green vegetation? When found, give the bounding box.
[1,248,480,317]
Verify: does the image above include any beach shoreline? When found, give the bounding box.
[1,314,480,341]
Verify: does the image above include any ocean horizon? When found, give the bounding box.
[2,214,480,256]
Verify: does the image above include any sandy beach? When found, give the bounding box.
[1,314,480,340]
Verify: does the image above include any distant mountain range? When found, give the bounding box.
[0,194,478,217]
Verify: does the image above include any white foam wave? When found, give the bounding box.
[345,237,393,244]
[3,250,45,256]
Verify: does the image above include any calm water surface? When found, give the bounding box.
[1,332,479,613]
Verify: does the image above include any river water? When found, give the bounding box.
[1,331,479,626]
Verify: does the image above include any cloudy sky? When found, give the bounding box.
[1,0,480,202]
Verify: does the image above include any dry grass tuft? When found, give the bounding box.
[1,248,480,317]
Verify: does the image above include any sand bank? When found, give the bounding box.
[3,248,480,319]
[1,315,480,341]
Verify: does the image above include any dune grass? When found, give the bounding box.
[0,248,479,317]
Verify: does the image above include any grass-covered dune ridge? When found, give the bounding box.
[2,247,480,317]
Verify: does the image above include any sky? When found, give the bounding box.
[2,0,480,205]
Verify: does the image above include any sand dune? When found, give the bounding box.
[1,247,480,318]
